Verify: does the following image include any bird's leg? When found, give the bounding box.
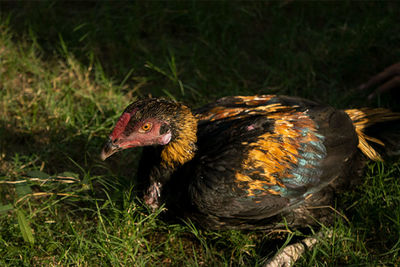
[358,62,400,100]
[143,181,162,211]
[265,230,331,267]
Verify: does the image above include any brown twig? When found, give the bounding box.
[0,176,80,185]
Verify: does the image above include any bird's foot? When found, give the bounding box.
[265,230,331,267]
[144,181,162,211]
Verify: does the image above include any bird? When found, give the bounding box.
[101,95,400,230]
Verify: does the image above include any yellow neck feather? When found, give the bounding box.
[160,106,198,169]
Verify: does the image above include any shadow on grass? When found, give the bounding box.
[2,1,400,106]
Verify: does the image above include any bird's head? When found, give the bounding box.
[101,98,197,165]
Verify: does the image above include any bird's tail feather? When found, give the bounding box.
[345,108,400,161]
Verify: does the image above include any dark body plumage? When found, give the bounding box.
[102,95,400,230]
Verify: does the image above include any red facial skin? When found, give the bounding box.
[101,113,172,160]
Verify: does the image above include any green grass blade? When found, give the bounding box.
[16,209,35,245]
[0,203,13,213]
[26,170,51,179]
[14,183,32,198]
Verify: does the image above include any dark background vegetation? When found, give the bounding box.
[0,1,399,266]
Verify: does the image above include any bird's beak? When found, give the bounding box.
[100,139,120,161]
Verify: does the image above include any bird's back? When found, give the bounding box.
[153,95,360,229]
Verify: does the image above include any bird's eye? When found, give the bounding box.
[140,122,152,132]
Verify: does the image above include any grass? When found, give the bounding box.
[0,2,400,266]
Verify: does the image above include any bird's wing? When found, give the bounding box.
[189,95,358,220]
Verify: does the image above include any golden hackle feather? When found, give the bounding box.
[161,105,198,169]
